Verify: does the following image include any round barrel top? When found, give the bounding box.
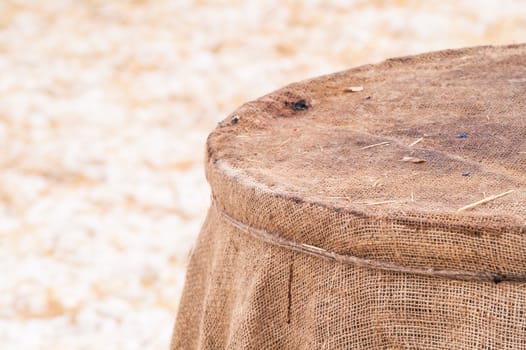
[207,44,526,235]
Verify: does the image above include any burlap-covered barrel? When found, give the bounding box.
[172,44,526,349]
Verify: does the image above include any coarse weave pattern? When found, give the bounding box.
[171,44,526,349]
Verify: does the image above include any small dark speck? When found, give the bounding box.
[290,196,304,204]
[365,96,372,100]
[462,172,470,177]
[292,99,308,111]
[457,132,468,139]
[231,115,240,124]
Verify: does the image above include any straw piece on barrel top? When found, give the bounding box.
[457,190,514,212]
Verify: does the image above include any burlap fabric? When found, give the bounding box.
[171,44,526,349]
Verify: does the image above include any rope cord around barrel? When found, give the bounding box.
[215,203,526,283]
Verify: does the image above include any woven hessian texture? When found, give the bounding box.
[172,44,526,349]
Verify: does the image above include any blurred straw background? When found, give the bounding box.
[0,1,524,349]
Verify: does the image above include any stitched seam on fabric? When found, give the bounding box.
[215,202,526,283]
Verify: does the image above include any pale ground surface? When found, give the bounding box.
[0,1,525,349]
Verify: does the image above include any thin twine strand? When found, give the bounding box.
[216,204,526,283]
